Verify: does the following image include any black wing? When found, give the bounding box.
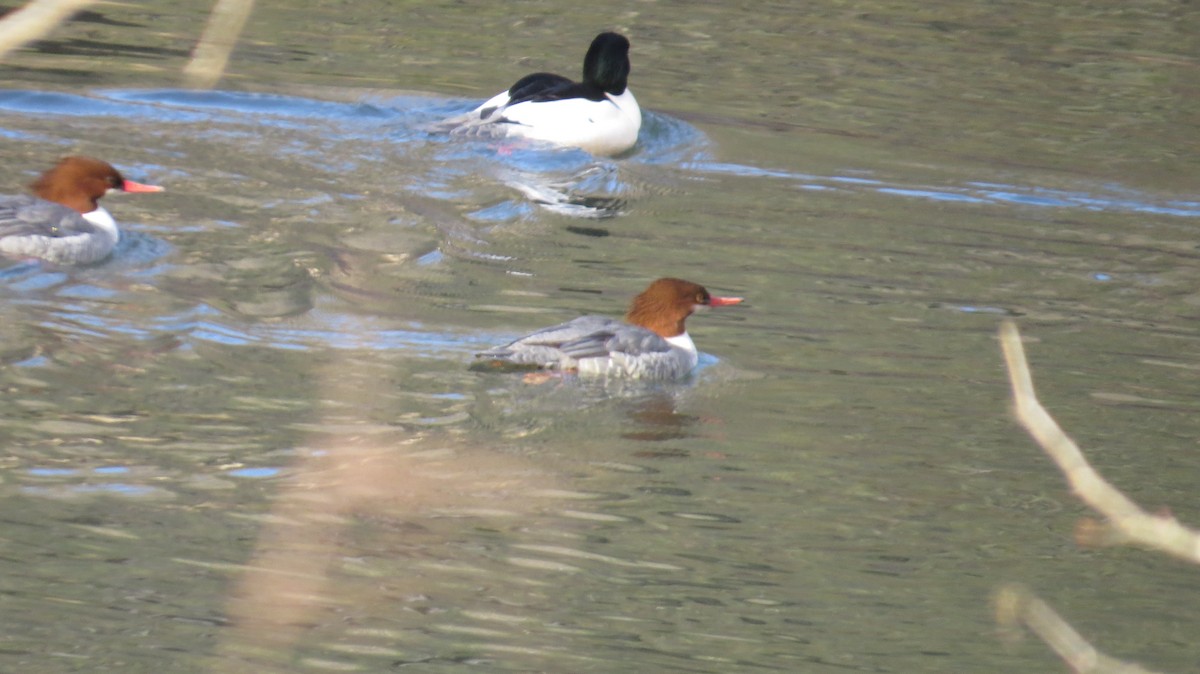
[506,72,606,105]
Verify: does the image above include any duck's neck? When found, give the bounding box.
[664,331,696,354]
[82,207,120,245]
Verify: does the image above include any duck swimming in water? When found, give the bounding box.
[475,278,744,380]
[0,156,163,265]
[440,32,642,156]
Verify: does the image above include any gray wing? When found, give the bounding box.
[431,83,539,139]
[558,324,672,361]
[475,316,675,373]
[478,315,622,360]
[440,117,514,140]
[434,105,514,139]
[0,195,95,238]
[477,315,669,371]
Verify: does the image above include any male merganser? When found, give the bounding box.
[441,32,642,156]
[475,278,743,379]
[0,156,163,265]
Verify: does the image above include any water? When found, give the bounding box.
[1,2,1199,672]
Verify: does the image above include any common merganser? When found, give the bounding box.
[0,156,163,265]
[440,32,642,156]
[475,278,743,379]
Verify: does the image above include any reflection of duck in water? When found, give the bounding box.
[0,156,163,265]
[475,278,743,380]
[440,32,642,156]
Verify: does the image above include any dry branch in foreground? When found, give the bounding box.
[998,320,1200,563]
[183,0,256,88]
[0,0,97,62]
[0,0,253,88]
[996,320,1200,673]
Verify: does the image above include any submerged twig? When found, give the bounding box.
[0,0,96,62]
[994,584,1158,674]
[998,320,1200,563]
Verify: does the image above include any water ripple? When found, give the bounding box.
[692,158,1200,217]
[1,86,1195,373]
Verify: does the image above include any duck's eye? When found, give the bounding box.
[696,292,708,304]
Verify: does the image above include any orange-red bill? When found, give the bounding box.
[709,296,744,307]
[122,179,164,193]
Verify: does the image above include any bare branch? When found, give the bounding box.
[998,320,1200,563]
[0,0,97,62]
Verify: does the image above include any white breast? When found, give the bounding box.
[500,90,641,156]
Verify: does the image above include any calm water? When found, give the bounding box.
[1,2,1199,672]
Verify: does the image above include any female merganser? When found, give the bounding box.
[475,278,743,379]
[441,32,642,156]
[0,156,163,265]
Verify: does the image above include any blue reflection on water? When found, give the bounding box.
[28,466,132,476]
[955,305,1010,315]
[81,483,158,495]
[27,467,77,476]
[228,467,281,479]
[877,187,990,203]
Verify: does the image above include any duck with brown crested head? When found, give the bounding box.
[0,156,163,265]
[474,278,744,379]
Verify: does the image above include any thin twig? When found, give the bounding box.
[998,320,1200,563]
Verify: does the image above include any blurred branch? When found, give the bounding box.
[998,320,1200,563]
[183,0,256,89]
[0,0,254,87]
[994,584,1158,674]
[0,0,96,62]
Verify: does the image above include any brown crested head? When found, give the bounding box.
[29,156,162,214]
[624,277,743,338]
[30,156,127,214]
